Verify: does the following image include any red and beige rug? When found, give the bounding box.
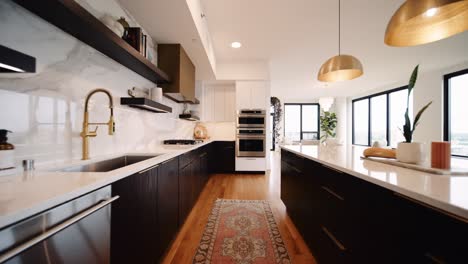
[193,199,291,264]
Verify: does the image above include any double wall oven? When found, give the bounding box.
[236,110,266,157]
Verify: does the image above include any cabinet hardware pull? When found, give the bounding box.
[139,164,159,174]
[200,153,208,158]
[393,192,468,224]
[321,226,346,251]
[321,186,344,201]
[291,166,302,174]
[0,195,119,263]
[424,253,446,264]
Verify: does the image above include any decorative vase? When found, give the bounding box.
[396,142,425,164]
[194,123,208,140]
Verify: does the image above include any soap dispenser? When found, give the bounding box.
[0,130,15,170]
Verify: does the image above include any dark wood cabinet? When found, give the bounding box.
[212,141,235,173]
[157,157,180,260]
[178,145,211,226]
[281,148,468,264]
[110,142,217,263]
[111,164,159,264]
[199,149,209,190]
[179,159,195,227]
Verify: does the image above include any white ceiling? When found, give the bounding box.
[201,0,468,99]
[118,0,216,80]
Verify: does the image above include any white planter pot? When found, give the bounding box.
[396,142,425,164]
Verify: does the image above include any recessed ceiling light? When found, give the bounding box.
[231,42,242,48]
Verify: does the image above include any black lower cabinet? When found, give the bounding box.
[281,149,468,264]
[178,145,211,227]
[111,165,159,264]
[179,159,195,227]
[199,149,209,189]
[111,143,215,263]
[212,141,235,173]
[157,157,180,260]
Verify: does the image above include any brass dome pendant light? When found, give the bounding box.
[385,0,468,47]
[318,0,363,82]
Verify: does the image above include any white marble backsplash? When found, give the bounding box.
[0,0,195,167]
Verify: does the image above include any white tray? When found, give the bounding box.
[361,156,468,176]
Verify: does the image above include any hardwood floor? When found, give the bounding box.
[162,152,316,264]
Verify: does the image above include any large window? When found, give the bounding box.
[352,87,412,147]
[284,103,320,141]
[444,69,468,157]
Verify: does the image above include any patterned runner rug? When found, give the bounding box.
[193,199,291,264]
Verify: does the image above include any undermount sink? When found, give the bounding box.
[56,155,158,172]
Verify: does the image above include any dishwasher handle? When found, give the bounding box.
[0,195,120,263]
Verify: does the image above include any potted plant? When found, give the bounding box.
[320,111,337,144]
[271,97,283,150]
[396,65,432,164]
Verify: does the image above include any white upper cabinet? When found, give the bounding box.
[235,81,268,110]
[202,83,236,122]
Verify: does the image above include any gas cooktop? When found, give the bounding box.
[163,139,203,145]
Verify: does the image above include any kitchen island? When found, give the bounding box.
[280,144,468,263]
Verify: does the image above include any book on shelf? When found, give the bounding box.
[123,27,149,58]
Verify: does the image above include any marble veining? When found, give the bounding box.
[0,0,196,167]
[281,144,468,220]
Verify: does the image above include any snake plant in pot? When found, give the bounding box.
[396,65,432,164]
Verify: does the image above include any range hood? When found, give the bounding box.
[0,45,36,73]
[158,44,199,104]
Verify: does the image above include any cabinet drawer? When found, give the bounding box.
[394,193,468,263]
[305,224,350,264]
[179,151,196,168]
[282,150,304,172]
[236,157,265,171]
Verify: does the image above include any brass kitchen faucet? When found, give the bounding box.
[81,88,115,160]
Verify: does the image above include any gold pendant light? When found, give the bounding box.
[318,0,363,82]
[385,0,468,47]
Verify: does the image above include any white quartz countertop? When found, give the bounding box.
[0,140,221,229]
[280,144,468,220]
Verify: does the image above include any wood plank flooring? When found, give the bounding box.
[162,152,316,264]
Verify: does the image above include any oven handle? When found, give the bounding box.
[238,114,266,118]
[0,195,120,263]
[237,135,266,139]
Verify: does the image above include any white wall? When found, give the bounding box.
[333,97,348,145]
[0,0,195,166]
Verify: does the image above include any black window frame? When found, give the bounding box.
[352,86,408,146]
[443,68,468,158]
[284,103,320,141]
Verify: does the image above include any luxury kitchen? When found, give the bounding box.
[0,0,467,263]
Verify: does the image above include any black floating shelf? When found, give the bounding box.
[13,0,170,84]
[121,97,172,113]
[0,45,36,73]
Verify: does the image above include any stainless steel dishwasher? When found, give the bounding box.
[0,186,118,264]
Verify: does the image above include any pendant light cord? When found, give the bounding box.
[338,0,341,55]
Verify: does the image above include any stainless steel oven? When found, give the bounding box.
[237,109,266,128]
[236,128,266,157]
